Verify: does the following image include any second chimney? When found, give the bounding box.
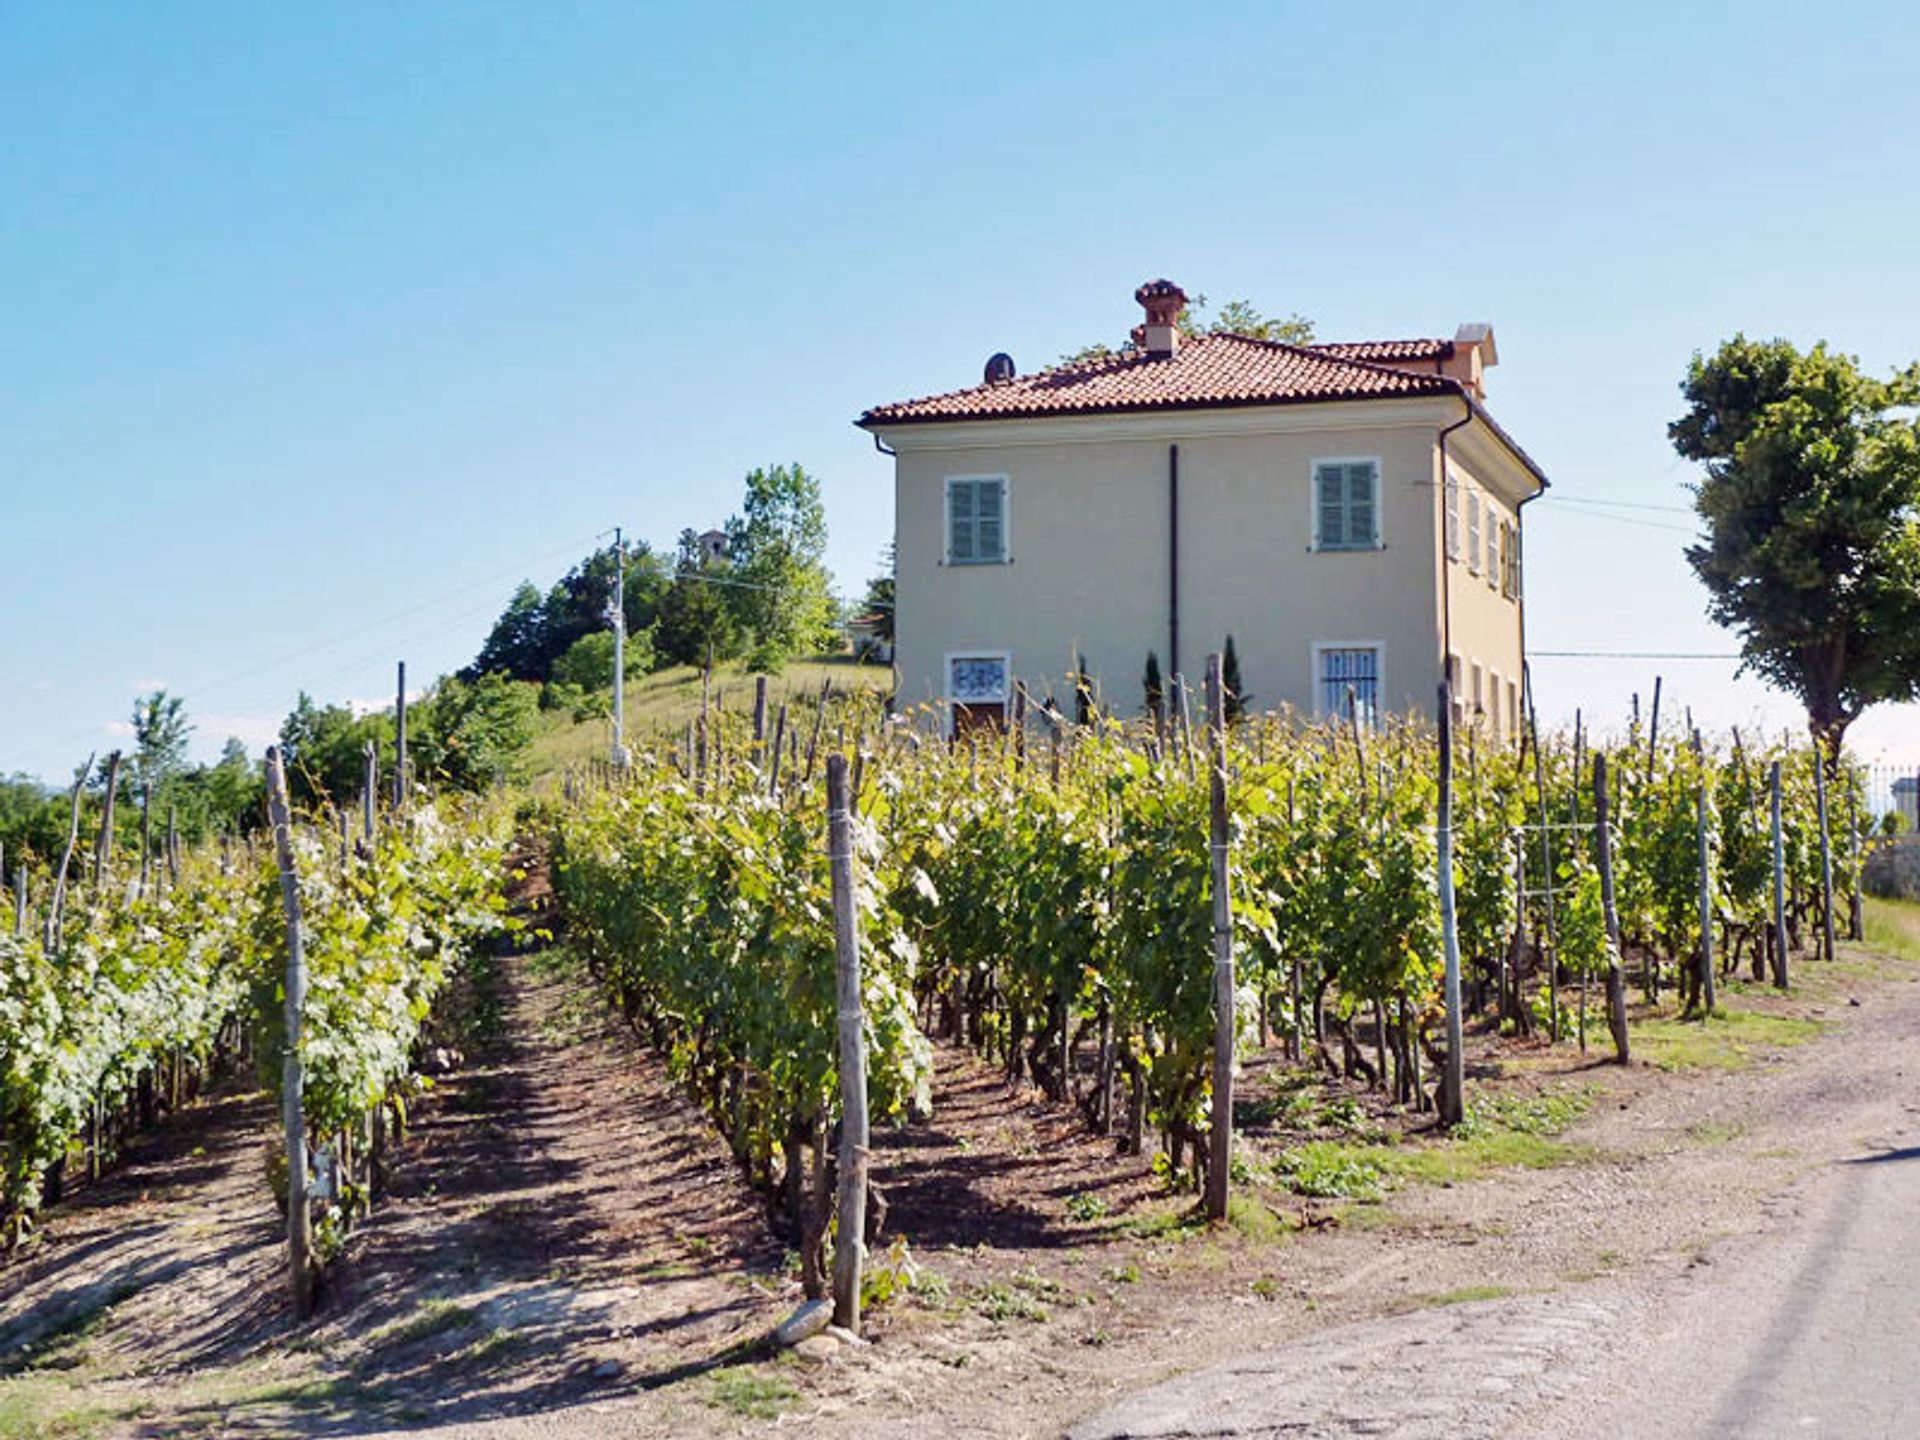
[1135,278,1186,359]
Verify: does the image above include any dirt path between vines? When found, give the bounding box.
[6,908,1920,1438]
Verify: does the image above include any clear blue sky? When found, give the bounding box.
[7,2,1919,781]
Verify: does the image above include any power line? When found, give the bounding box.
[15,529,606,769]
[1533,650,1741,660]
[1548,494,1695,515]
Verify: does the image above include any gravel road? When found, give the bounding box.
[1070,986,1920,1440]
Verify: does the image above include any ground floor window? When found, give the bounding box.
[1314,643,1381,727]
[947,652,1010,736]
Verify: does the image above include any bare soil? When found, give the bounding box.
[5,899,1919,1439]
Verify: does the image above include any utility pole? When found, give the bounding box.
[611,526,629,768]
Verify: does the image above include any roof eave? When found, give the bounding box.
[856,384,1454,430]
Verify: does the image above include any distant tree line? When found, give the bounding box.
[465,463,843,716]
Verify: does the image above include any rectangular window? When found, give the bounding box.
[946,476,1007,565]
[1471,663,1484,724]
[948,653,1009,703]
[1316,644,1381,727]
[1313,460,1380,551]
[1466,492,1482,574]
[1445,474,1461,560]
[1486,508,1500,587]
[1503,524,1522,600]
[947,652,1011,737]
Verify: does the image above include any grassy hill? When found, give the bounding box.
[526,655,892,779]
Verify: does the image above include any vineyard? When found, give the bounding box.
[547,674,1871,1313]
[0,757,512,1270]
[0,672,1885,1428]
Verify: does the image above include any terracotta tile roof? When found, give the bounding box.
[1310,338,1453,364]
[858,333,1459,426]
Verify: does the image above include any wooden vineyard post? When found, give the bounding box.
[1770,761,1790,990]
[753,675,768,770]
[12,865,24,937]
[1524,673,1561,1040]
[265,746,315,1320]
[93,750,122,890]
[768,704,788,797]
[1436,681,1466,1126]
[1848,794,1864,941]
[47,755,92,950]
[1693,731,1715,1018]
[393,661,408,811]
[362,742,377,845]
[1593,754,1631,1065]
[826,754,870,1335]
[1815,753,1836,964]
[1203,654,1234,1221]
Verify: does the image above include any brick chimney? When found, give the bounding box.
[1442,323,1498,400]
[1135,279,1186,359]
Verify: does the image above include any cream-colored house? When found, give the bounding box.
[857,280,1548,738]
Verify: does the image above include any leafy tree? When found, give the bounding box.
[466,545,671,684]
[1222,635,1246,722]
[859,543,896,645]
[191,738,262,836]
[129,691,192,792]
[0,774,66,867]
[655,529,741,668]
[550,626,654,691]
[1058,295,1316,366]
[725,464,838,671]
[278,693,390,806]
[470,581,548,681]
[415,674,539,790]
[1143,650,1164,727]
[1671,336,1920,760]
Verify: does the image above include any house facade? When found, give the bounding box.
[857,281,1548,738]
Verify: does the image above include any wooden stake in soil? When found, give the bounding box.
[1203,654,1234,1222]
[362,742,377,844]
[393,661,408,811]
[93,750,122,890]
[1770,760,1790,990]
[265,745,316,1320]
[1525,676,1560,1040]
[826,755,870,1334]
[1436,681,1466,1125]
[1593,754,1631,1065]
[1693,731,1715,1018]
[1848,794,1864,942]
[47,754,92,951]
[1814,752,1836,964]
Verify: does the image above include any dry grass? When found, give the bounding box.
[526,655,892,778]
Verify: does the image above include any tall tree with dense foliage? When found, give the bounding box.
[1058,296,1315,366]
[859,543,896,645]
[654,529,741,667]
[467,545,670,685]
[1671,336,1920,760]
[725,463,838,671]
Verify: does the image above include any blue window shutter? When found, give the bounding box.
[1317,466,1345,548]
[1346,465,1376,547]
[949,481,975,562]
[975,480,1004,561]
